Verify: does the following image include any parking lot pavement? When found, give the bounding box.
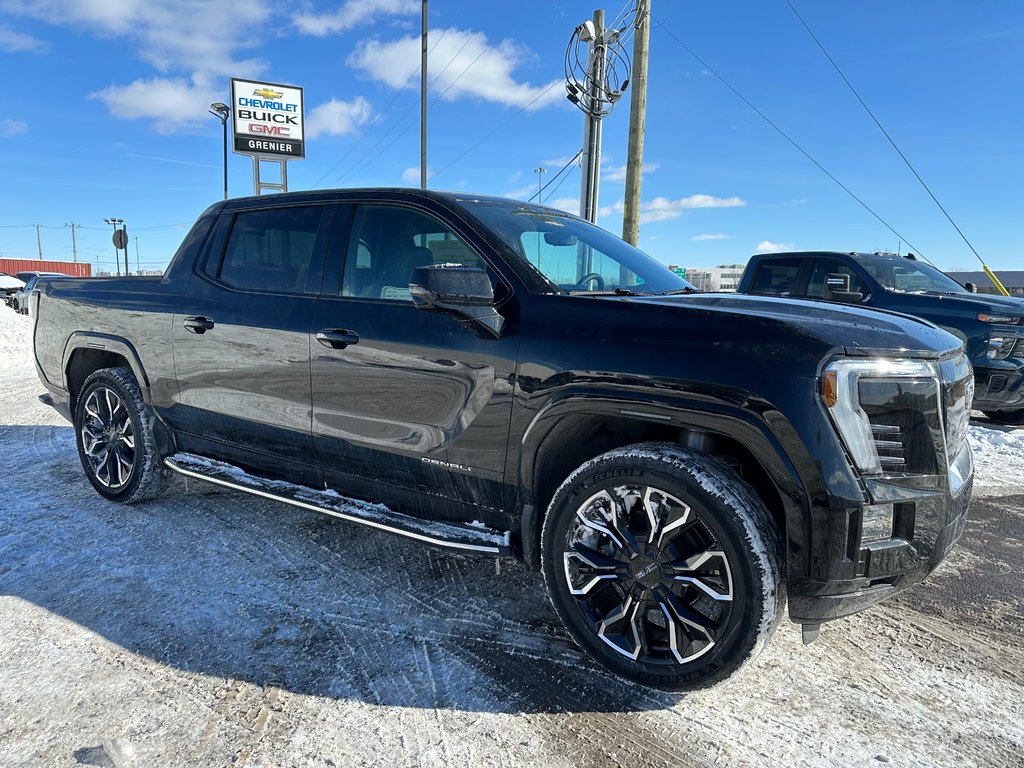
[1,309,1022,767]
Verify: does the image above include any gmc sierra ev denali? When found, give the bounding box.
[32,190,973,690]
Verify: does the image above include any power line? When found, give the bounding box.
[335,40,495,187]
[530,150,583,202]
[657,24,928,260]
[311,28,452,189]
[783,0,982,266]
[429,80,563,183]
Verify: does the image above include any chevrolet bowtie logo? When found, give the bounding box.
[253,88,283,100]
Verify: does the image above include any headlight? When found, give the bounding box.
[977,313,1020,324]
[821,358,942,476]
[987,336,1017,360]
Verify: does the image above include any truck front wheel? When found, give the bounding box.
[74,367,167,504]
[541,443,784,691]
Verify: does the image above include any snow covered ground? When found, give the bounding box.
[1,307,1022,767]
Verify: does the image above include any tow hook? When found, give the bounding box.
[802,623,822,645]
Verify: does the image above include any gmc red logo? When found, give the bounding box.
[249,124,291,136]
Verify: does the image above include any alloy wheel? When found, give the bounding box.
[80,386,137,489]
[562,485,734,666]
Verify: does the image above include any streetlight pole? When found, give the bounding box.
[210,102,230,200]
[103,217,123,277]
[534,166,546,205]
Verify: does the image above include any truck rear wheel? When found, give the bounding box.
[541,443,784,691]
[74,367,167,504]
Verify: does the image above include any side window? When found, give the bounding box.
[215,206,325,293]
[749,258,803,296]
[806,259,866,299]
[341,205,481,301]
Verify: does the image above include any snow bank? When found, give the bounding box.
[969,419,1024,490]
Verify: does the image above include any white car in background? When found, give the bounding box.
[1,272,25,307]
[11,273,66,315]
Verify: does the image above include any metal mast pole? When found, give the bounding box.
[222,116,229,200]
[36,224,42,259]
[420,0,428,189]
[579,9,606,224]
[123,224,129,276]
[70,223,77,262]
[622,0,650,246]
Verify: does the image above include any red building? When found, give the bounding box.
[0,258,92,278]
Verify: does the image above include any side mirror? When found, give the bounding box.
[409,264,506,339]
[965,282,978,293]
[824,273,864,304]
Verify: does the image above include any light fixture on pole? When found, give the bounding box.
[209,102,231,200]
[103,217,124,277]
[534,166,547,205]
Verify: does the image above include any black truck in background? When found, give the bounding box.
[738,250,1024,423]
[32,190,974,690]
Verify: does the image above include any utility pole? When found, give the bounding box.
[420,0,428,189]
[621,0,650,247]
[135,237,140,274]
[104,217,123,277]
[65,222,79,262]
[579,9,607,224]
[534,166,547,204]
[36,224,42,259]
[122,223,129,276]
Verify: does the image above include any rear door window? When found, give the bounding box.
[213,205,328,294]
[749,258,804,296]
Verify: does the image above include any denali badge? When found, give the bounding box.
[421,457,473,474]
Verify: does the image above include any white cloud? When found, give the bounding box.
[306,97,373,139]
[0,24,47,52]
[88,76,217,134]
[638,194,746,223]
[603,162,658,183]
[5,0,272,132]
[691,233,733,242]
[294,0,419,36]
[401,165,433,183]
[756,240,795,252]
[347,27,563,110]
[544,153,582,167]
[0,118,27,135]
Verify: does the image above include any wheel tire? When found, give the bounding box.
[982,409,1024,425]
[74,366,167,504]
[541,442,785,691]
[11,300,19,313]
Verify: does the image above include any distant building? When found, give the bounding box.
[946,270,1024,297]
[667,263,748,292]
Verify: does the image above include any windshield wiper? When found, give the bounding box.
[658,287,701,295]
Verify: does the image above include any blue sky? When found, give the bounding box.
[1,0,1021,274]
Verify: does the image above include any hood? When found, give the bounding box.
[611,292,962,361]
[892,290,1024,315]
[0,275,25,289]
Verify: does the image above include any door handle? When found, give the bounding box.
[183,316,215,334]
[316,329,360,349]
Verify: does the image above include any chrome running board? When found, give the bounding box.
[164,453,511,556]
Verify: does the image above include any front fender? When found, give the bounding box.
[517,389,812,575]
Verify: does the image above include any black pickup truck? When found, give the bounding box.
[738,250,1024,423]
[32,190,973,690]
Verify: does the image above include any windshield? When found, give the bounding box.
[858,258,968,295]
[458,201,694,294]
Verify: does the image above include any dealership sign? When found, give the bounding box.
[230,78,305,159]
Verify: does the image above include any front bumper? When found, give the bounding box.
[789,447,973,624]
[973,365,1024,412]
